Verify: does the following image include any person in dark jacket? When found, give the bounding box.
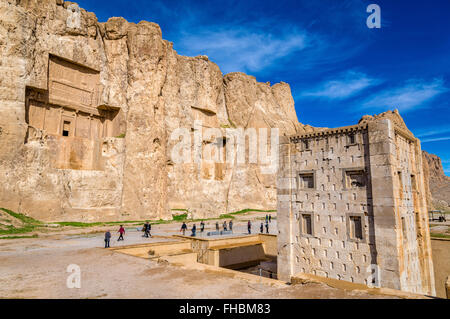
[223,221,228,232]
[145,222,152,238]
[260,223,264,234]
[181,222,187,236]
[200,221,205,233]
[265,220,269,234]
[104,231,111,248]
[269,215,272,223]
[215,222,220,231]
[191,224,197,237]
[143,222,150,238]
[229,220,233,232]
[248,221,252,234]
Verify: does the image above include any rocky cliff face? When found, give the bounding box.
[423,151,450,209]
[1,0,444,222]
[0,0,308,221]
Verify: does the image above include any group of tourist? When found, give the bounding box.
[104,214,274,247]
[104,222,153,248]
[180,220,234,237]
[104,225,126,248]
[247,214,272,234]
[214,220,233,232]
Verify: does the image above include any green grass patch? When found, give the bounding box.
[430,233,450,239]
[0,208,42,225]
[54,220,147,228]
[55,222,104,228]
[116,133,126,138]
[104,221,143,225]
[0,208,43,235]
[172,214,188,222]
[229,209,276,215]
[0,207,277,233]
[0,225,37,236]
[0,234,38,240]
[218,214,235,219]
[219,209,276,220]
[171,209,191,222]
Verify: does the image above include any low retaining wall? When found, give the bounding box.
[176,234,276,268]
[110,240,192,259]
[291,273,429,299]
[431,238,450,298]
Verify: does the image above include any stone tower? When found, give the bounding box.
[277,112,436,296]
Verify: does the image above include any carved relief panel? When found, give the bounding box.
[48,55,102,112]
[24,55,120,171]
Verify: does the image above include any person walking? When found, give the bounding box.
[143,222,150,238]
[142,223,148,237]
[181,222,187,236]
[229,220,233,232]
[248,221,252,234]
[147,222,152,237]
[260,222,264,234]
[223,221,228,232]
[118,225,125,241]
[104,230,111,248]
[200,221,205,233]
[215,222,220,232]
[191,224,197,237]
[265,220,269,234]
[269,215,272,223]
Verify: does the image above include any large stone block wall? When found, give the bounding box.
[278,116,436,296]
[278,125,375,284]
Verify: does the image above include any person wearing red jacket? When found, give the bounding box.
[118,225,125,241]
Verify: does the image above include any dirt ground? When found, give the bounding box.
[0,216,397,299]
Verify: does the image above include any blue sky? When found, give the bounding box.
[76,0,450,175]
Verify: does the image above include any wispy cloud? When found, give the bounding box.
[299,71,382,100]
[416,126,450,138]
[361,78,448,112]
[421,136,450,143]
[165,1,369,76]
[177,27,309,74]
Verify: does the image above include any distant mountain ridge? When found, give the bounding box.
[423,151,450,209]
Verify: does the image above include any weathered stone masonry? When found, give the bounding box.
[277,116,435,295]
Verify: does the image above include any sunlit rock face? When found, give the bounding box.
[0,1,441,228]
[0,0,307,222]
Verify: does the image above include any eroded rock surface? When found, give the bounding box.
[0,0,307,221]
[0,1,444,222]
[423,151,450,209]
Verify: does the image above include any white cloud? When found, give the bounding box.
[177,27,309,74]
[421,136,450,143]
[416,126,450,138]
[361,78,448,112]
[299,71,381,100]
